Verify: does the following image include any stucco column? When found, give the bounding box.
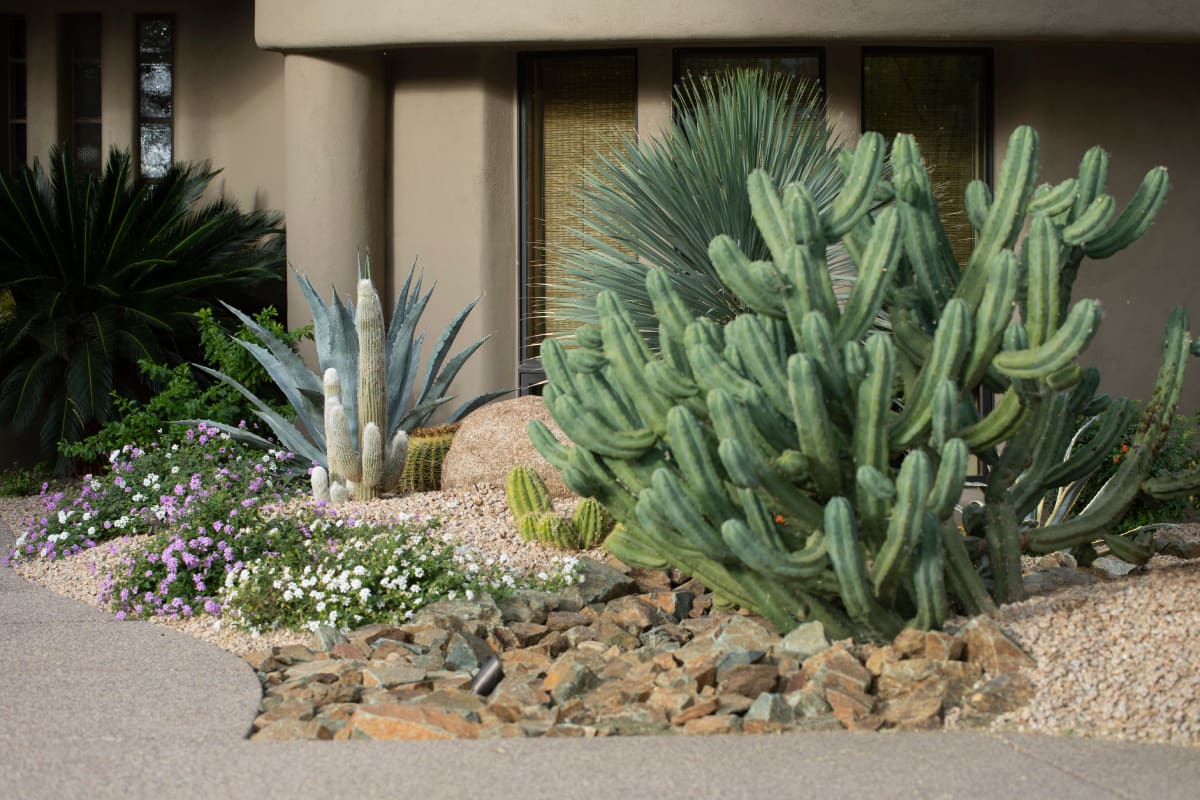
[284,52,387,332]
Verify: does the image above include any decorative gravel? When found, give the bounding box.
[4,491,1199,746]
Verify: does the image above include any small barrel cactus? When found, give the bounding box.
[505,466,614,549]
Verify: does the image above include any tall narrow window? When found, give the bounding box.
[862,48,990,265]
[1,17,26,171]
[519,52,637,388]
[136,15,173,179]
[61,14,102,174]
[675,47,824,95]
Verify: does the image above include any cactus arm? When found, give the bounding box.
[957,126,1039,310]
[324,369,363,484]
[982,500,1024,604]
[358,422,384,500]
[357,277,387,456]
[939,518,996,615]
[871,450,933,603]
[911,513,947,630]
[1061,194,1116,246]
[1083,166,1170,260]
[603,523,671,569]
[597,292,674,435]
[718,437,825,532]
[993,299,1102,380]
[1023,214,1061,348]
[964,179,992,231]
[960,389,1026,452]
[1028,177,1078,216]
[505,466,554,520]
[786,354,843,496]
[835,205,903,347]
[962,251,1019,386]
[824,497,903,642]
[709,234,789,318]
[929,438,969,519]
[745,169,794,265]
[311,466,331,505]
[890,298,972,450]
[852,335,895,542]
[544,389,657,459]
[822,131,886,239]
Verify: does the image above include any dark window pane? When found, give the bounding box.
[70,16,100,60]
[73,61,101,118]
[140,122,172,178]
[863,51,987,265]
[138,17,172,58]
[74,122,101,174]
[139,63,172,118]
[11,62,25,119]
[678,52,822,90]
[10,18,25,59]
[10,122,25,165]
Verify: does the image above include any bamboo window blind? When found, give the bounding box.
[524,52,637,353]
[863,50,988,266]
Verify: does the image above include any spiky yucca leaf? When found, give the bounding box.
[546,68,851,348]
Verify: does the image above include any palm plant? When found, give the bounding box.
[0,146,285,472]
[546,68,851,347]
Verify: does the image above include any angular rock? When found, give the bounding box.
[1023,566,1096,596]
[542,656,600,705]
[714,614,779,654]
[251,718,337,741]
[671,696,720,725]
[361,663,427,689]
[891,628,926,659]
[922,631,962,661]
[640,623,692,651]
[682,714,742,735]
[745,692,794,725]
[876,658,983,706]
[777,621,830,662]
[545,610,592,632]
[339,703,481,740]
[717,663,779,698]
[558,558,637,607]
[803,645,872,695]
[497,590,558,625]
[506,622,549,646]
[487,674,550,723]
[409,595,503,639]
[877,677,946,730]
[825,686,875,727]
[444,631,497,672]
[958,672,1036,727]
[783,686,830,718]
[600,596,664,633]
[957,617,1036,675]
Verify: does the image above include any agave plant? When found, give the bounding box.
[196,257,509,491]
[546,68,851,348]
[0,146,285,472]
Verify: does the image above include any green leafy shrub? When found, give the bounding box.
[532,125,1198,641]
[0,462,50,497]
[58,307,310,466]
[0,147,285,472]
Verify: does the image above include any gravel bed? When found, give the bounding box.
[3,490,1199,746]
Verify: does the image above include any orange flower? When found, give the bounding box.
[774,514,786,525]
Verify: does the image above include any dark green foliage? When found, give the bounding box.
[58,307,309,466]
[549,68,849,349]
[533,124,1196,640]
[0,462,50,497]
[0,146,286,472]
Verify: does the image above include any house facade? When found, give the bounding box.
[4,0,1200,444]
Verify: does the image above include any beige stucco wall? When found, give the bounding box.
[994,44,1200,409]
[256,0,1200,49]
[17,0,283,213]
[388,49,519,410]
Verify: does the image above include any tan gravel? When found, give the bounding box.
[4,490,1199,746]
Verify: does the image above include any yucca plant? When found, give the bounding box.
[547,68,850,348]
[197,257,509,495]
[0,146,285,472]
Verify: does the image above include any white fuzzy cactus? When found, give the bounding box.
[311,466,331,504]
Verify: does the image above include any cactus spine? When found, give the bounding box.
[532,123,1194,640]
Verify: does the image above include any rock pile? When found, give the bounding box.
[247,559,1036,740]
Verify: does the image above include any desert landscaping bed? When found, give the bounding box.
[5,491,1199,747]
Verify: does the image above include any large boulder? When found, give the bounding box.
[440,396,575,498]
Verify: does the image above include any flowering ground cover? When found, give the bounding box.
[4,422,577,633]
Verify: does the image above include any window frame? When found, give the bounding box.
[1,15,26,171]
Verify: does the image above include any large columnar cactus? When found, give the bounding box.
[531,125,1196,641]
[196,255,510,503]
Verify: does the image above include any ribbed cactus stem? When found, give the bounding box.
[329,480,349,506]
[356,276,387,469]
[311,465,331,505]
[383,429,410,494]
[359,422,383,500]
[324,368,363,484]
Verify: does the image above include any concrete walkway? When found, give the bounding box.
[3,520,1200,800]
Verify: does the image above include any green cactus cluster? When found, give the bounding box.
[399,424,459,494]
[531,124,1197,641]
[505,466,613,550]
